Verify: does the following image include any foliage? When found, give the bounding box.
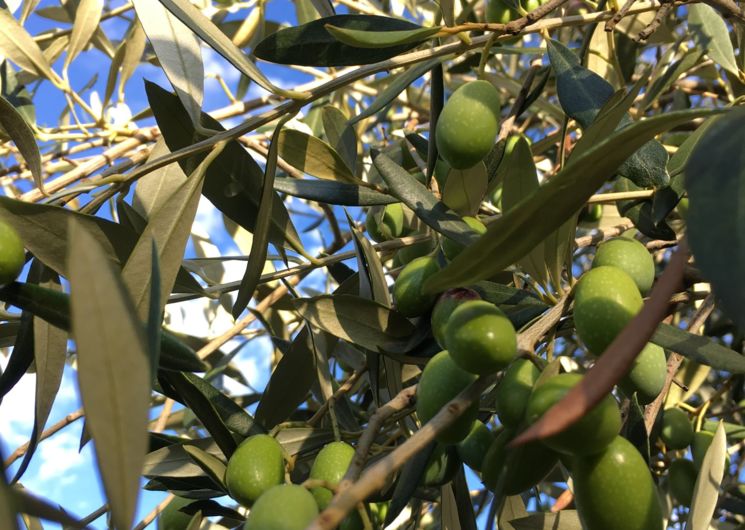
[0,0,743,529]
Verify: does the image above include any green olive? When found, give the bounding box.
[620,343,667,405]
[525,372,621,456]
[309,441,355,509]
[486,0,519,24]
[365,203,405,243]
[431,288,481,349]
[572,436,664,530]
[157,496,193,530]
[441,216,487,261]
[660,408,693,450]
[244,484,319,530]
[392,256,441,317]
[416,350,479,444]
[436,81,501,170]
[573,266,643,355]
[396,236,436,265]
[443,300,517,375]
[225,434,285,506]
[456,420,494,472]
[495,358,541,427]
[592,237,655,295]
[667,459,697,506]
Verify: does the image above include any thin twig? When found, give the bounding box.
[4,409,84,468]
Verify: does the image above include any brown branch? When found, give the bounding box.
[635,2,674,42]
[642,292,716,432]
[308,369,368,427]
[4,409,84,468]
[306,376,495,530]
[512,238,689,447]
[606,0,638,32]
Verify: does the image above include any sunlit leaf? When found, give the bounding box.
[686,422,726,530]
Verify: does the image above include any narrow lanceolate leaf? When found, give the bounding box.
[233,114,293,317]
[146,241,162,377]
[0,470,19,530]
[546,39,669,188]
[442,164,487,216]
[12,269,66,483]
[0,9,55,80]
[254,15,431,67]
[293,295,415,353]
[509,511,583,530]
[0,95,43,194]
[373,152,480,247]
[122,144,206,321]
[182,445,228,490]
[424,107,724,294]
[652,323,745,373]
[686,109,745,330]
[688,4,741,81]
[68,219,150,530]
[156,0,305,98]
[63,0,103,71]
[322,106,357,173]
[133,0,204,125]
[277,129,357,183]
[273,176,396,205]
[686,422,726,530]
[323,24,441,49]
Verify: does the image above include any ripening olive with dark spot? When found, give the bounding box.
[495,358,541,427]
[441,216,487,261]
[573,266,643,355]
[225,434,285,506]
[243,484,319,530]
[416,351,478,444]
[365,203,405,243]
[436,81,501,170]
[0,221,25,285]
[456,421,494,472]
[619,343,667,405]
[481,428,559,495]
[431,288,481,348]
[525,373,621,456]
[660,408,693,450]
[444,300,517,375]
[157,496,193,530]
[592,237,655,295]
[667,459,697,506]
[393,256,441,318]
[572,436,664,530]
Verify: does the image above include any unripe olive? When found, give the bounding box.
[573,266,643,355]
[667,459,697,506]
[422,444,460,487]
[434,158,451,188]
[309,441,355,509]
[0,221,25,285]
[675,197,689,220]
[431,288,481,349]
[225,434,285,506]
[396,236,436,265]
[157,496,193,530]
[365,203,405,243]
[660,408,693,450]
[436,81,501,170]
[392,256,441,317]
[486,0,519,24]
[592,237,655,295]
[572,436,664,530]
[481,428,558,495]
[416,351,479,444]
[243,484,319,530]
[620,343,667,405]
[443,300,517,375]
[456,420,494,472]
[579,203,603,223]
[525,373,621,456]
[495,358,541,427]
[441,216,487,261]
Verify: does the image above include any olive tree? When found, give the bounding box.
[0,0,743,528]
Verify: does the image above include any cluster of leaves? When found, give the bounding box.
[0,0,744,529]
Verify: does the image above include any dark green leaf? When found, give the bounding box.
[274,176,396,205]
[614,177,676,240]
[546,39,669,188]
[424,107,723,293]
[68,219,150,530]
[324,23,440,49]
[143,439,222,479]
[293,294,415,353]
[182,445,228,491]
[373,152,480,247]
[651,323,745,373]
[144,81,303,252]
[509,511,582,530]
[385,442,437,526]
[254,15,431,66]
[685,108,745,332]
[0,311,33,400]
[277,129,356,183]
